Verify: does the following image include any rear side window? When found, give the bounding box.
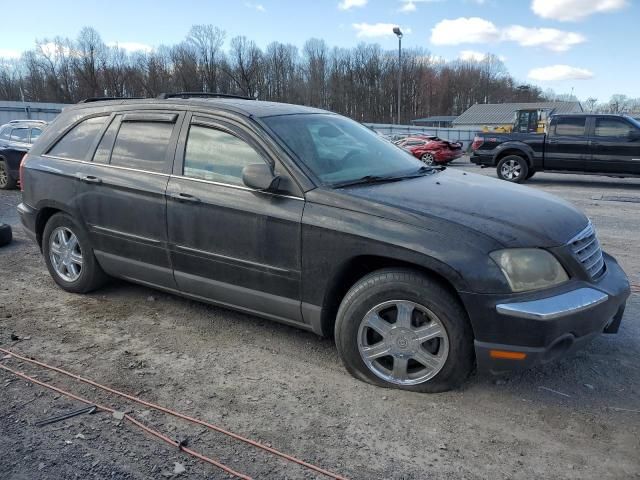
[554,117,586,136]
[110,121,174,173]
[49,116,107,159]
[30,128,42,143]
[183,125,265,186]
[594,118,633,137]
[10,128,29,142]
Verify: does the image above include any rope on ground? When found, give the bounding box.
[0,362,252,480]
[0,347,348,480]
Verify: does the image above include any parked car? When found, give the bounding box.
[471,114,640,182]
[395,136,463,165]
[19,95,630,392]
[0,120,46,189]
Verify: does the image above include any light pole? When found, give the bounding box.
[393,27,403,125]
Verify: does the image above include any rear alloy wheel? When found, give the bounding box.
[497,155,528,183]
[420,153,435,166]
[335,268,474,393]
[43,213,107,293]
[0,160,16,190]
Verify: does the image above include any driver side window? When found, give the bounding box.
[183,124,266,186]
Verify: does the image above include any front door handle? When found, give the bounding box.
[79,174,102,184]
[169,192,201,203]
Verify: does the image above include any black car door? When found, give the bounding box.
[74,110,184,288]
[544,116,589,171]
[166,113,305,325]
[585,116,640,175]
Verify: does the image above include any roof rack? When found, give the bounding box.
[78,97,144,104]
[9,119,48,124]
[157,92,253,100]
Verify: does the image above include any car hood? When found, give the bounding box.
[336,169,588,248]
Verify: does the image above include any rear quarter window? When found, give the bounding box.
[48,116,108,160]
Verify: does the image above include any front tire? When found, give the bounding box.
[0,159,16,190]
[42,213,107,293]
[335,269,474,393]
[497,155,528,183]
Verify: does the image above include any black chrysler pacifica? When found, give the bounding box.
[18,94,630,392]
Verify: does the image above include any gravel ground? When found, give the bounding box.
[1,161,639,480]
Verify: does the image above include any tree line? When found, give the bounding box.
[0,25,614,123]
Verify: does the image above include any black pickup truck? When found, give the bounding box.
[470,114,640,183]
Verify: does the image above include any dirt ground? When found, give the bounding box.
[1,161,639,480]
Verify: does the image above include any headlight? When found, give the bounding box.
[490,249,568,292]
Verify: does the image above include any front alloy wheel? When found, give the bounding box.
[335,268,474,393]
[358,300,449,385]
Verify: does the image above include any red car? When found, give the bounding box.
[395,135,464,165]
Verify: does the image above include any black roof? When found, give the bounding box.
[72,97,330,118]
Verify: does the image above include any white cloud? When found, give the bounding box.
[107,42,153,53]
[339,0,367,10]
[0,48,22,59]
[244,2,266,12]
[431,17,586,51]
[431,17,500,45]
[352,23,412,38]
[39,42,73,57]
[503,25,585,52]
[459,50,488,62]
[532,0,627,21]
[458,50,507,62]
[399,1,417,12]
[528,64,594,81]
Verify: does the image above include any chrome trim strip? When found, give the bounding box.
[40,155,304,201]
[42,154,171,177]
[169,174,305,201]
[496,287,609,321]
[567,221,594,245]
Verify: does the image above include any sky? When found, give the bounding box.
[0,0,637,102]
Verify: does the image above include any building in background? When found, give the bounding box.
[0,101,69,125]
[452,101,583,131]
[410,116,458,128]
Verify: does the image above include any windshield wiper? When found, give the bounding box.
[332,174,408,188]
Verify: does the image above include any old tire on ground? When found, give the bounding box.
[496,155,529,183]
[42,213,107,293]
[334,268,474,393]
[0,223,12,247]
[0,159,17,190]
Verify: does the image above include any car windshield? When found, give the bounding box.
[262,113,425,186]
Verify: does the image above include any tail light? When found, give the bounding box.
[471,136,484,151]
[19,154,28,191]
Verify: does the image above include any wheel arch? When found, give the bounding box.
[34,201,80,250]
[494,147,532,166]
[317,254,470,338]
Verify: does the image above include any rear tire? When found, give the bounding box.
[0,159,16,190]
[496,155,528,183]
[42,213,107,293]
[334,269,474,393]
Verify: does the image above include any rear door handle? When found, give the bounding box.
[79,175,102,184]
[169,192,201,203]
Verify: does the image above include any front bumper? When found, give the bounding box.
[460,253,630,373]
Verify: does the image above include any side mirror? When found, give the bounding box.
[242,163,280,191]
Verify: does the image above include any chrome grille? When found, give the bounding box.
[569,223,605,281]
